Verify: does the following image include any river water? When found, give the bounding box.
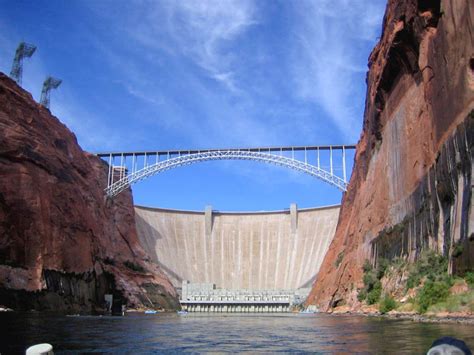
[1,312,473,354]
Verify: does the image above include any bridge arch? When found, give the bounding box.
[98,146,355,198]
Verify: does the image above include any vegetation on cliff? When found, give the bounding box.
[357,260,386,305]
[358,252,474,315]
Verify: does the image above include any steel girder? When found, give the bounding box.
[105,150,348,197]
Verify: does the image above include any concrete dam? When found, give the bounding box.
[135,204,340,292]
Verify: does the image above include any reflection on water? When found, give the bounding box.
[1,312,473,354]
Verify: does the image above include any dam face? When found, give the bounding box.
[135,204,339,290]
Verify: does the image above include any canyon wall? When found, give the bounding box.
[307,0,473,310]
[135,205,339,290]
[0,73,178,312]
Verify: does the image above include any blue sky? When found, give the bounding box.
[0,0,386,211]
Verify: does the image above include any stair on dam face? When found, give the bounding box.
[134,204,340,292]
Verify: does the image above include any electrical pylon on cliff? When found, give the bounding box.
[10,42,37,86]
[40,76,62,109]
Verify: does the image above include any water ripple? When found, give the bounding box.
[0,312,473,354]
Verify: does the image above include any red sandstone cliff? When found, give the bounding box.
[307,0,473,310]
[0,73,178,312]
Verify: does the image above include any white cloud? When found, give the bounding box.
[170,1,255,73]
[83,1,266,145]
[290,0,385,140]
[212,71,240,93]
[128,0,257,92]
[82,0,385,149]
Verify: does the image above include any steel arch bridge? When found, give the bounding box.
[97,145,356,198]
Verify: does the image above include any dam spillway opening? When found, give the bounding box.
[134,203,340,312]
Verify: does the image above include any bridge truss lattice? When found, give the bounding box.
[97,145,356,198]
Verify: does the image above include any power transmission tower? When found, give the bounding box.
[40,76,62,109]
[10,42,37,85]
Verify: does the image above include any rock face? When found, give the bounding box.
[307,0,474,310]
[135,205,339,290]
[0,73,178,312]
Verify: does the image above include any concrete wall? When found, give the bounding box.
[135,205,339,290]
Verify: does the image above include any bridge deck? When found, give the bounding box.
[96,144,356,158]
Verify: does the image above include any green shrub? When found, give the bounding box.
[406,251,449,290]
[406,272,422,290]
[425,290,474,313]
[391,257,406,269]
[379,294,397,314]
[376,258,389,280]
[417,280,450,313]
[363,270,377,288]
[357,289,367,302]
[452,243,464,258]
[359,259,386,304]
[464,272,474,287]
[362,260,373,273]
[367,280,382,305]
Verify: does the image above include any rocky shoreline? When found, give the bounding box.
[384,312,474,325]
[329,307,474,325]
[2,301,473,325]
